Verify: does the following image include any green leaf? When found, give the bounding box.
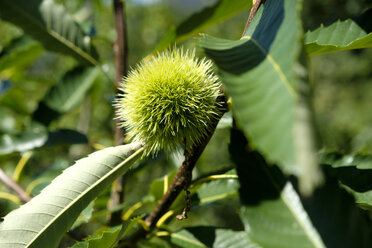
[305,9,372,56]
[44,129,88,146]
[0,108,16,133]
[0,0,99,65]
[320,152,372,208]
[191,170,239,206]
[212,229,258,248]
[0,124,48,155]
[200,0,302,172]
[155,0,252,51]
[148,171,176,203]
[0,19,23,52]
[71,202,94,229]
[33,66,99,125]
[0,126,88,155]
[320,152,372,169]
[170,229,208,248]
[0,142,144,248]
[230,128,372,248]
[147,170,239,209]
[170,227,258,248]
[71,226,122,248]
[119,214,145,240]
[43,66,99,113]
[0,36,43,72]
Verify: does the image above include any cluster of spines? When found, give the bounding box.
[115,48,221,155]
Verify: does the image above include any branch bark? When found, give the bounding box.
[0,168,31,203]
[108,0,128,225]
[242,0,265,38]
[122,95,227,246]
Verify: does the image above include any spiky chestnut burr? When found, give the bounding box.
[115,48,221,155]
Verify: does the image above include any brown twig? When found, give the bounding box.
[107,0,128,225]
[242,0,265,38]
[122,95,227,246]
[176,189,191,220]
[145,95,227,228]
[0,168,31,203]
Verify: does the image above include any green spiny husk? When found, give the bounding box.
[116,48,221,155]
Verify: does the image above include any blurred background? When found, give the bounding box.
[1,0,372,243]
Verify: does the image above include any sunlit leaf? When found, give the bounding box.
[0,142,144,248]
[305,9,372,55]
[200,0,302,173]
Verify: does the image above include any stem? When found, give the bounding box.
[0,168,31,203]
[146,95,227,227]
[242,0,265,38]
[123,95,227,246]
[112,0,127,144]
[107,0,128,225]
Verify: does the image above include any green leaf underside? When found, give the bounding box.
[0,0,99,66]
[305,13,372,55]
[170,228,258,248]
[200,0,302,171]
[0,142,143,248]
[155,0,252,51]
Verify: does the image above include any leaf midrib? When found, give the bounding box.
[241,35,297,99]
[26,146,144,247]
[6,1,98,66]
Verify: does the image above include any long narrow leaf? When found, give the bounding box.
[0,0,99,65]
[200,0,302,172]
[0,142,144,248]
